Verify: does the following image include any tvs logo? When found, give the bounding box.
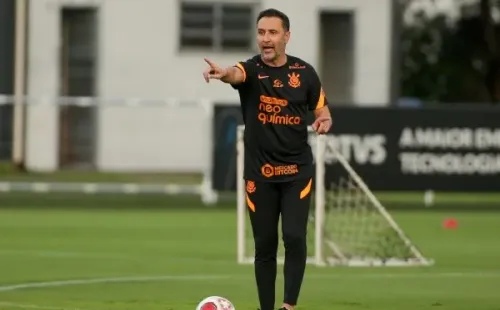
[273,79,283,88]
[246,180,256,193]
[288,72,301,88]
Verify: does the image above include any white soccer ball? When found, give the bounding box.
[195,296,235,310]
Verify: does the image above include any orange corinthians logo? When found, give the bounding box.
[246,180,256,193]
[288,72,301,88]
[258,95,301,125]
[261,163,299,178]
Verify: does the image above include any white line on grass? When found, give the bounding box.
[0,275,232,292]
[307,271,500,279]
[0,249,234,265]
[1,271,500,293]
[0,302,86,310]
[0,250,126,260]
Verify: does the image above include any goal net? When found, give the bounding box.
[236,125,433,267]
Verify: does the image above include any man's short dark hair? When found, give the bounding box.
[257,8,290,32]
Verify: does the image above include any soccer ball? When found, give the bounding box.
[196,296,235,310]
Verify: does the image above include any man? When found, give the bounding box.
[202,8,332,310]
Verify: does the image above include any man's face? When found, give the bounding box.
[257,17,289,62]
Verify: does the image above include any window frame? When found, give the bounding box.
[178,0,258,52]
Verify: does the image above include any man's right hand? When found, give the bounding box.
[203,58,228,83]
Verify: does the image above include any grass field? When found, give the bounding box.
[0,192,499,310]
[0,163,202,184]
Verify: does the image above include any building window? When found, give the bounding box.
[59,7,98,168]
[180,2,255,51]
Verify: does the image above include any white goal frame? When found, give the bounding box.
[236,125,434,267]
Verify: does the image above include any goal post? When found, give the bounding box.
[236,125,434,267]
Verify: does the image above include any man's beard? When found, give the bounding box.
[261,48,279,61]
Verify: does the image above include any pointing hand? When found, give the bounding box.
[203,58,228,83]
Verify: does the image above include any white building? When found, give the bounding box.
[24,0,394,172]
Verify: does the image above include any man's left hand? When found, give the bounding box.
[312,116,332,135]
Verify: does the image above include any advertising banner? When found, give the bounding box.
[212,105,500,192]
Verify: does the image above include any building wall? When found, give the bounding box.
[25,0,392,172]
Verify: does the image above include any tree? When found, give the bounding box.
[400,0,500,104]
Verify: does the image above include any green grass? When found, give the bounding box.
[0,170,201,184]
[0,199,499,310]
[0,161,202,184]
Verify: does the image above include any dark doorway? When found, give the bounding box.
[59,7,98,168]
[318,11,355,105]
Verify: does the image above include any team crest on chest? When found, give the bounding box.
[288,72,301,88]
